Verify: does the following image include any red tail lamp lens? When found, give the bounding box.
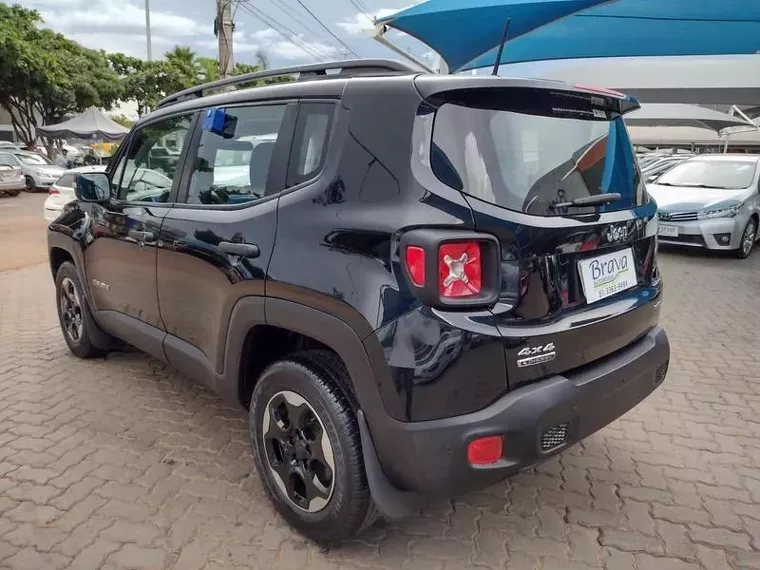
[438,241,481,297]
[468,435,503,465]
[405,246,426,287]
[48,187,59,195]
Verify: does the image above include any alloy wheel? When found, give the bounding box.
[742,221,756,256]
[262,390,335,513]
[59,277,83,343]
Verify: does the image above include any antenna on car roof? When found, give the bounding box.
[491,18,511,76]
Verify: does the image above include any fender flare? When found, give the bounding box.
[223,296,420,518]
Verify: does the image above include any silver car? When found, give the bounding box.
[0,151,65,192]
[648,154,760,259]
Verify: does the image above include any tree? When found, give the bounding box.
[0,4,121,147]
[110,114,134,128]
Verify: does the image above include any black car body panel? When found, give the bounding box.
[47,62,669,518]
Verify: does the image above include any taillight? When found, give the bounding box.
[400,230,499,309]
[438,241,481,297]
[404,246,425,287]
[48,187,59,195]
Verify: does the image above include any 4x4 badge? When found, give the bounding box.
[517,343,556,368]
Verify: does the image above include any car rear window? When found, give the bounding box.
[656,160,758,190]
[56,174,76,188]
[431,102,644,216]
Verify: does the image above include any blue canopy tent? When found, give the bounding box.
[375,0,760,73]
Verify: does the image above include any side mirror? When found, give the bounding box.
[75,172,110,203]
[646,174,659,183]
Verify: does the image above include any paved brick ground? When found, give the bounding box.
[0,247,759,569]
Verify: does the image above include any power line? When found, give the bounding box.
[348,0,372,21]
[293,0,359,58]
[237,3,332,60]
[266,0,330,44]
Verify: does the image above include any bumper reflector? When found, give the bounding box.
[467,435,503,465]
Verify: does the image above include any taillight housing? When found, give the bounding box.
[48,187,60,195]
[401,229,499,309]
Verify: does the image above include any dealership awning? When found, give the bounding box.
[624,104,755,133]
[376,0,760,73]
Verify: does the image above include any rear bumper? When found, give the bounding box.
[372,326,669,498]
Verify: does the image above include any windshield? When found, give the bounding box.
[431,103,643,215]
[16,153,51,165]
[656,159,758,190]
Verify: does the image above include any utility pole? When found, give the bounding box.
[216,0,235,79]
[145,0,153,61]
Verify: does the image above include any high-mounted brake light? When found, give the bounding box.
[573,83,625,99]
[404,246,425,287]
[438,242,481,298]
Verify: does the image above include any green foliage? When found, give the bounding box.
[0,3,290,142]
[110,114,134,128]
[0,3,121,146]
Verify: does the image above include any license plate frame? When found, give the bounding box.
[658,225,679,238]
[578,247,637,304]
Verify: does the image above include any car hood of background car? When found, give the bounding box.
[647,184,751,212]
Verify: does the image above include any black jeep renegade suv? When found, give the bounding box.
[47,60,669,542]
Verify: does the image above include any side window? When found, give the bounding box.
[288,103,334,187]
[117,115,192,203]
[187,104,286,205]
[0,153,17,167]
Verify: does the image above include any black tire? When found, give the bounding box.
[55,262,105,358]
[735,218,757,259]
[24,176,35,192]
[249,349,376,542]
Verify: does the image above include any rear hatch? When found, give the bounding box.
[419,78,661,389]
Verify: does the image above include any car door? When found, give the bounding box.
[84,113,194,356]
[156,101,298,383]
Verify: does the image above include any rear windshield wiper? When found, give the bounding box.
[552,193,622,209]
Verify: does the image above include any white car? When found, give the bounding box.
[44,165,106,222]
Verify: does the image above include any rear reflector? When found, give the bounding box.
[439,241,482,297]
[468,435,503,465]
[404,246,425,287]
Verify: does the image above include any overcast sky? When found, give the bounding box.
[13,0,432,67]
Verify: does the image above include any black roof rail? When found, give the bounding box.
[156,59,419,109]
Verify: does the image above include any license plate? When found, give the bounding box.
[578,248,637,304]
[658,225,679,238]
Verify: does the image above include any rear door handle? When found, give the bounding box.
[219,241,260,259]
[128,230,155,242]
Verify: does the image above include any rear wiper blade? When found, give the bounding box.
[552,193,622,209]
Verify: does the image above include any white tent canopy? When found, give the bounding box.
[36,107,129,141]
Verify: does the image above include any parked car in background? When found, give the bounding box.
[44,165,106,222]
[0,153,24,197]
[649,154,760,258]
[6,151,66,191]
[0,141,23,152]
[642,155,693,182]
